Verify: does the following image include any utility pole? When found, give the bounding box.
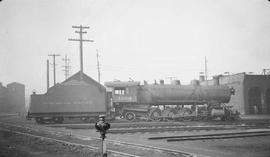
[96,49,101,83]
[204,56,208,85]
[47,59,50,91]
[68,25,94,81]
[48,54,60,86]
[262,69,270,75]
[62,55,71,80]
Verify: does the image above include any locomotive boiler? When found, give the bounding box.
[105,80,237,121]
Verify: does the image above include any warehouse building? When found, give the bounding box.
[7,82,25,113]
[0,82,8,112]
[201,73,270,115]
[0,82,25,113]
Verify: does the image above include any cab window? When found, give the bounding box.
[114,87,126,95]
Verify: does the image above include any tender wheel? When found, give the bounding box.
[35,117,44,124]
[175,117,184,121]
[53,117,64,124]
[80,117,90,123]
[183,116,192,121]
[125,112,136,121]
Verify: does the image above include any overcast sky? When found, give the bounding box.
[1,0,270,97]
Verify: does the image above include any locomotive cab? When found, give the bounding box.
[105,81,140,103]
[105,81,142,120]
[112,86,138,102]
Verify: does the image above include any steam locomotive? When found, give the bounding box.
[27,72,238,124]
[105,80,238,121]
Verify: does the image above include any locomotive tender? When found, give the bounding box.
[27,72,237,124]
[27,72,112,124]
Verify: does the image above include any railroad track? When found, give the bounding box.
[46,122,267,134]
[0,122,200,157]
[49,125,237,133]
[107,125,242,134]
[148,130,270,142]
[45,121,188,129]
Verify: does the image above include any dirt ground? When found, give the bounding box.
[1,115,270,157]
[0,121,187,157]
[0,129,100,157]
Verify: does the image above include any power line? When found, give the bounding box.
[48,54,60,86]
[96,49,101,83]
[68,25,94,81]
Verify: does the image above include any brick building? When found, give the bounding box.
[201,73,270,115]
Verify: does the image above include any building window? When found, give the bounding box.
[114,88,126,95]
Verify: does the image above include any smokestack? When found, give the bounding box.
[171,80,181,85]
[213,76,220,86]
[143,80,148,85]
[199,75,205,82]
[191,79,200,86]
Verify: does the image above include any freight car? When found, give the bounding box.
[105,80,238,121]
[27,72,113,124]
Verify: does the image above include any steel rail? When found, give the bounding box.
[167,133,270,141]
[149,130,270,140]
[45,121,188,129]
[167,132,270,142]
[145,130,270,142]
[107,126,235,134]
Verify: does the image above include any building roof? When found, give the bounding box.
[47,71,105,93]
[7,82,25,87]
[62,71,100,84]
